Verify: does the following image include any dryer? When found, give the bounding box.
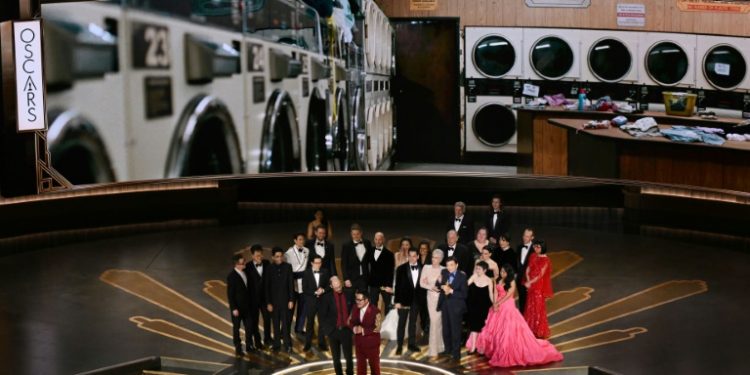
[465,27,524,80]
[639,32,697,88]
[696,35,749,92]
[42,1,125,184]
[465,96,517,153]
[523,28,581,81]
[581,30,640,83]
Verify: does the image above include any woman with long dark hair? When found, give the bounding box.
[524,240,554,339]
[475,263,562,368]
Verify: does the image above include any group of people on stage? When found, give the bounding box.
[226,196,563,374]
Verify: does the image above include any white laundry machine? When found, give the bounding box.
[465,96,517,153]
[523,28,581,81]
[42,1,125,184]
[465,27,524,79]
[696,35,749,92]
[581,30,640,83]
[639,32,697,87]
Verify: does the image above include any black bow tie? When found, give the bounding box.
[375,248,382,252]
[494,211,500,214]
[410,266,418,271]
[316,242,324,246]
[448,247,455,251]
[354,241,361,245]
[455,218,461,222]
[255,263,262,268]
[297,248,304,252]
[313,271,320,274]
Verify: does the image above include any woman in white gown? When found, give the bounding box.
[420,248,445,358]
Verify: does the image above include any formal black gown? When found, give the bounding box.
[467,283,493,332]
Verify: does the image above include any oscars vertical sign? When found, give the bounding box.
[11,20,46,132]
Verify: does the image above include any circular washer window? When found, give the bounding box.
[703,44,746,91]
[646,41,689,86]
[473,35,516,78]
[530,36,574,80]
[472,103,516,147]
[588,38,632,82]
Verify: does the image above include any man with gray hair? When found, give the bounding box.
[319,275,354,375]
[446,201,474,245]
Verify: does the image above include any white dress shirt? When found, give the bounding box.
[253,262,263,277]
[313,270,320,288]
[235,268,247,287]
[355,242,366,275]
[454,215,463,231]
[359,303,369,322]
[285,246,309,292]
[374,247,383,261]
[315,241,326,258]
[492,212,499,227]
[447,243,456,258]
[521,243,531,265]
[409,263,419,288]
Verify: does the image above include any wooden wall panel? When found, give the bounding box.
[376,0,750,36]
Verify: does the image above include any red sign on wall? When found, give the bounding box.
[677,0,750,13]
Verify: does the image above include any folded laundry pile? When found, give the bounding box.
[620,117,661,137]
[661,125,725,145]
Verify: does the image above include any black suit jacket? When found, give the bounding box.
[340,239,373,290]
[394,262,425,307]
[227,269,253,314]
[485,210,510,242]
[368,247,395,288]
[437,243,472,276]
[302,268,332,302]
[247,259,270,306]
[446,215,474,245]
[318,290,350,336]
[305,239,337,276]
[492,247,517,273]
[436,269,468,313]
[517,243,533,281]
[264,262,295,307]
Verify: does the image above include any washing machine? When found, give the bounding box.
[639,32,697,88]
[465,27,524,79]
[41,1,125,184]
[347,43,368,171]
[523,28,581,81]
[465,96,517,153]
[581,30,640,83]
[696,35,749,92]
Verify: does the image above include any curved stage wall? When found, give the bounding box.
[0,172,748,252]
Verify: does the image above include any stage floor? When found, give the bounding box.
[0,218,746,375]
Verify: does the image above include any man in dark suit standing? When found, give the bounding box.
[368,231,394,315]
[265,247,295,353]
[437,256,468,362]
[516,228,535,314]
[340,223,373,308]
[319,275,354,375]
[305,225,337,277]
[393,248,424,355]
[227,253,255,357]
[437,230,472,277]
[446,201,474,245]
[247,244,271,348]
[302,255,331,351]
[485,194,510,245]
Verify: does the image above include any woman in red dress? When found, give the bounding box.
[523,240,553,339]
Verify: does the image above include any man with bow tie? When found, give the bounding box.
[341,224,373,308]
[516,228,535,314]
[305,225,337,277]
[437,230,471,276]
[445,201,474,245]
[302,255,331,351]
[436,256,468,362]
[367,232,395,315]
[227,253,255,357]
[247,244,271,348]
[485,194,510,245]
[394,248,425,355]
[286,233,310,334]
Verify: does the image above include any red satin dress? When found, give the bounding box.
[523,253,553,339]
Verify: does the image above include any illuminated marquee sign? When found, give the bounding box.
[6,20,47,132]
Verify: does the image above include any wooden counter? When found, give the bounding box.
[516,108,750,192]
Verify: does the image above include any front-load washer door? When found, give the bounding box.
[530,36,574,80]
[588,38,633,82]
[646,41,689,86]
[472,103,516,147]
[703,44,747,91]
[473,34,517,78]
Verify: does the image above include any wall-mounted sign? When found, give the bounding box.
[410,0,438,11]
[617,3,646,27]
[677,0,750,13]
[525,0,590,8]
[12,20,46,132]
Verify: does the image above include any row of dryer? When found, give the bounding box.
[464,27,750,154]
[41,0,396,184]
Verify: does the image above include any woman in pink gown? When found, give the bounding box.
[476,263,563,368]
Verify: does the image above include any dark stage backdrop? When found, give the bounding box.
[392,18,460,163]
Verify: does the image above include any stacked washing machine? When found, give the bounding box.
[464,27,524,155]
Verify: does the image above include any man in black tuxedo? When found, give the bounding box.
[437,230,472,277]
[485,194,510,245]
[368,231,395,315]
[516,228,535,314]
[394,248,424,354]
[436,256,468,362]
[305,225,337,277]
[265,247,295,353]
[227,253,255,357]
[340,223,373,308]
[247,244,271,348]
[319,276,354,375]
[302,255,331,351]
[446,201,474,245]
